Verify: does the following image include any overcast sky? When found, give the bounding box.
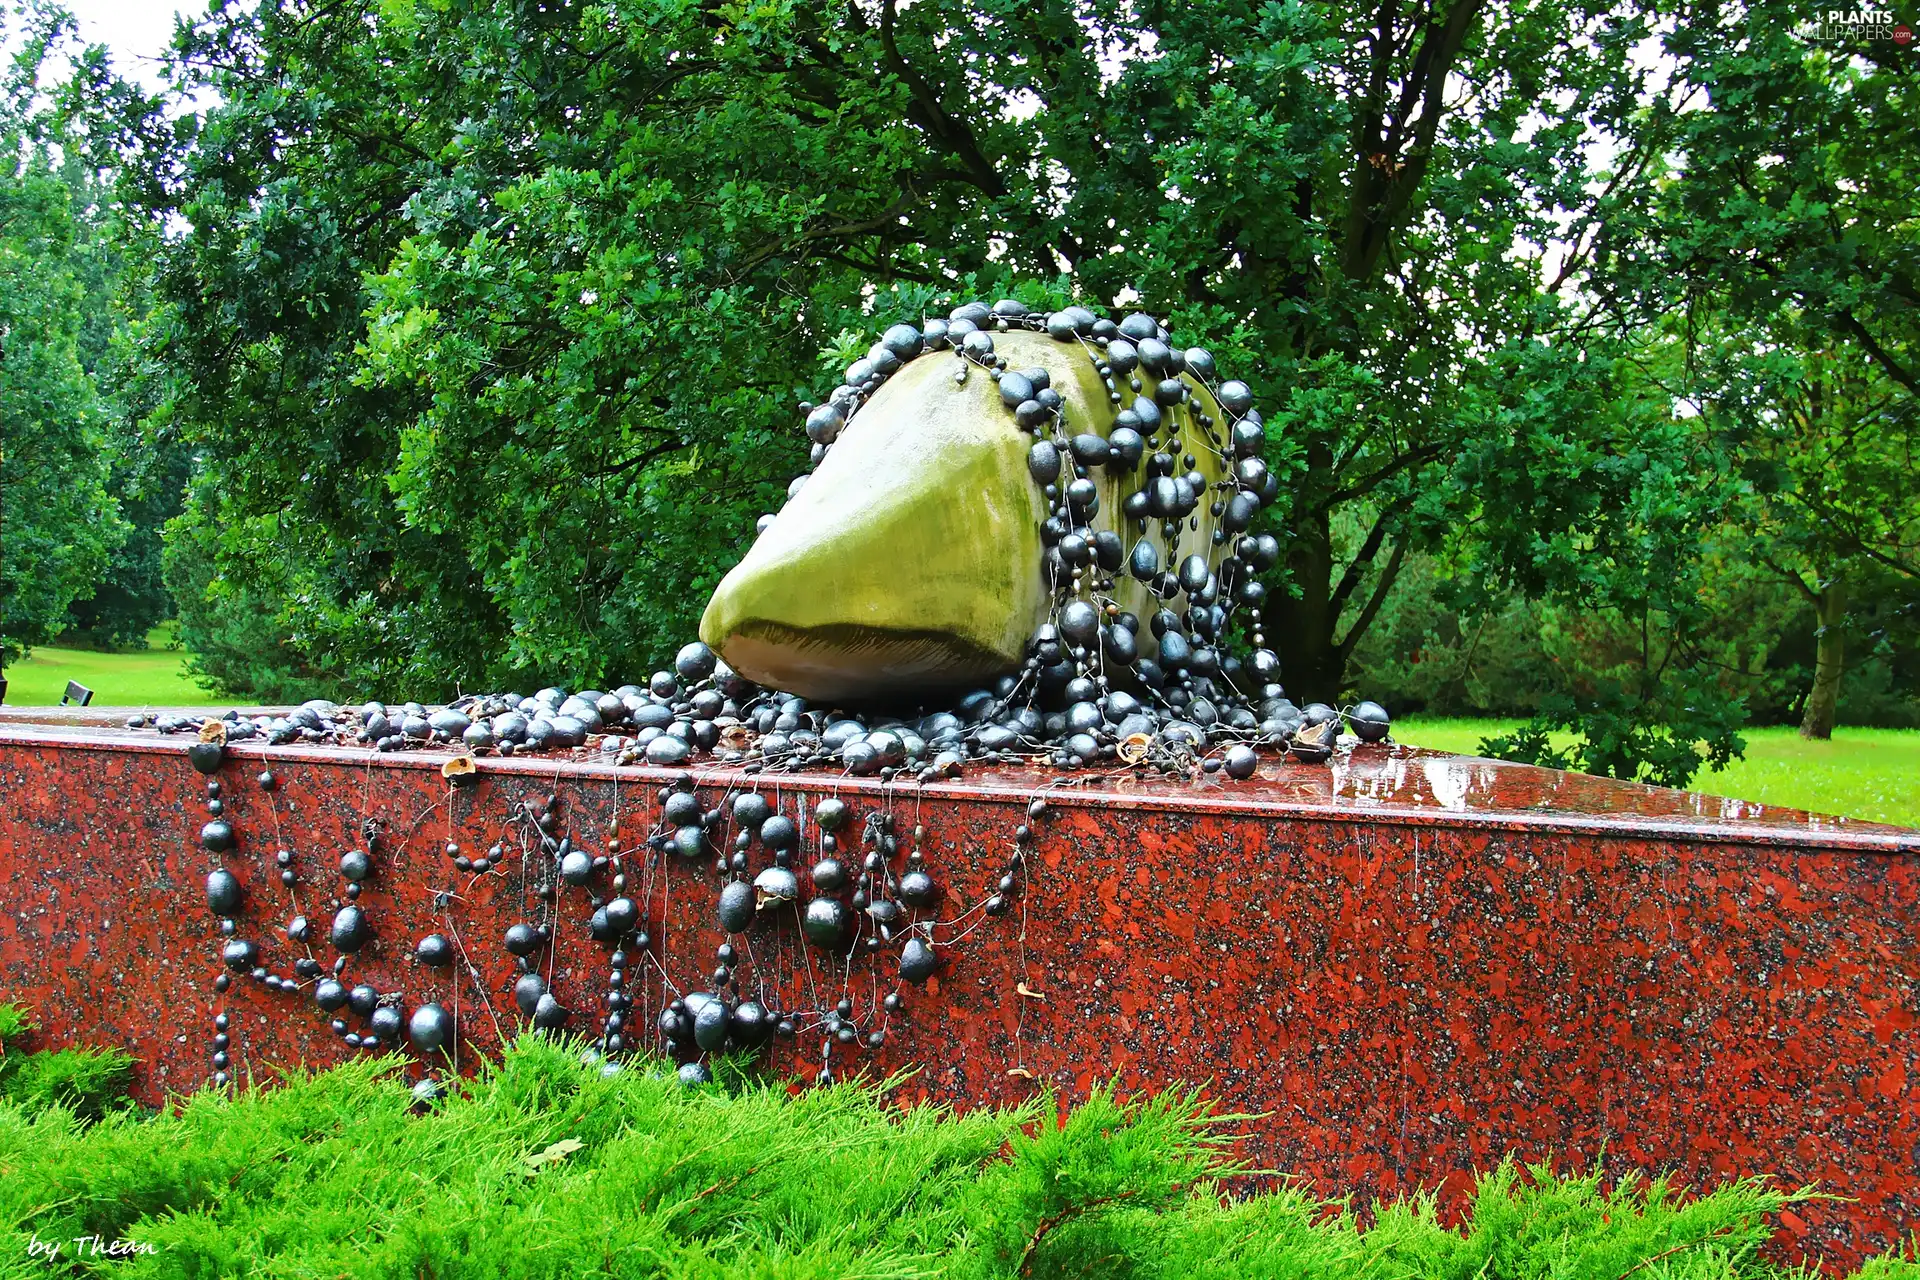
[62,0,196,92]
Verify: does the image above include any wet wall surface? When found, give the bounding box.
[0,720,1914,1267]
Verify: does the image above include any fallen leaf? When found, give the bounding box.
[523,1137,584,1175]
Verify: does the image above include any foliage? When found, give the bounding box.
[62,270,186,650]
[107,0,1717,729]
[1632,0,1920,735]
[0,1004,132,1122]
[1352,553,1920,730]
[35,0,1903,776]
[163,473,332,702]
[0,5,128,669]
[1479,685,1745,792]
[0,1032,1891,1279]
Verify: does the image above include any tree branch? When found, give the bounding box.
[1829,309,1920,396]
[880,0,1005,199]
[1336,536,1410,660]
[1328,496,1412,617]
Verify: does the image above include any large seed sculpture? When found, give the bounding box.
[136,294,1396,1094]
[703,300,1294,745]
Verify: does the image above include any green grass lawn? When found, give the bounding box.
[1,647,1912,827]
[1399,717,1920,829]
[1,644,224,709]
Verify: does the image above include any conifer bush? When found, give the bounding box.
[0,1019,1911,1278]
[0,1004,132,1122]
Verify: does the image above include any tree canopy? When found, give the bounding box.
[0,7,128,666]
[129,0,1712,692]
[2,0,1911,781]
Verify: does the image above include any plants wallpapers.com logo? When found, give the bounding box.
[1794,8,1916,44]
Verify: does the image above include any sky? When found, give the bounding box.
[61,0,195,92]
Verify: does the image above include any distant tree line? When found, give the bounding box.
[0,0,1912,784]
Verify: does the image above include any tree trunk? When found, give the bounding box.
[1799,579,1846,740]
[1264,508,1346,704]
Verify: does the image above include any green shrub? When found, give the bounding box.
[0,1032,1909,1279]
[0,1004,132,1122]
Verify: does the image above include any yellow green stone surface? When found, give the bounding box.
[700,329,1230,702]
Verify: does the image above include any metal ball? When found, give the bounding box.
[329,905,370,953]
[559,849,594,885]
[1347,700,1391,742]
[663,791,702,826]
[898,871,939,908]
[368,1005,403,1041]
[603,896,638,934]
[414,933,453,967]
[729,999,772,1047]
[408,1003,453,1053]
[898,936,938,983]
[717,880,755,933]
[1223,744,1259,779]
[760,814,798,850]
[692,996,730,1051]
[205,870,242,915]
[533,992,570,1030]
[814,797,849,831]
[801,896,848,948]
[733,793,771,829]
[347,983,380,1018]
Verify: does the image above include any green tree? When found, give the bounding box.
[125,0,1764,781]
[0,5,127,670]
[1642,0,1918,739]
[62,217,182,651]
[1691,338,1918,740]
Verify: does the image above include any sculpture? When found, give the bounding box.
[701,304,1264,706]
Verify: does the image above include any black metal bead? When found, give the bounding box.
[899,936,938,983]
[205,870,243,915]
[329,905,370,953]
[802,897,847,948]
[408,1003,453,1053]
[220,939,257,973]
[717,880,754,933]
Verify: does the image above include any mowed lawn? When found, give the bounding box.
[2,649,1912,827]
[1399,717,1920,829]
[2,644,224,709]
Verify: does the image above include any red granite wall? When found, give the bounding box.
[0,726,1913,1268]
